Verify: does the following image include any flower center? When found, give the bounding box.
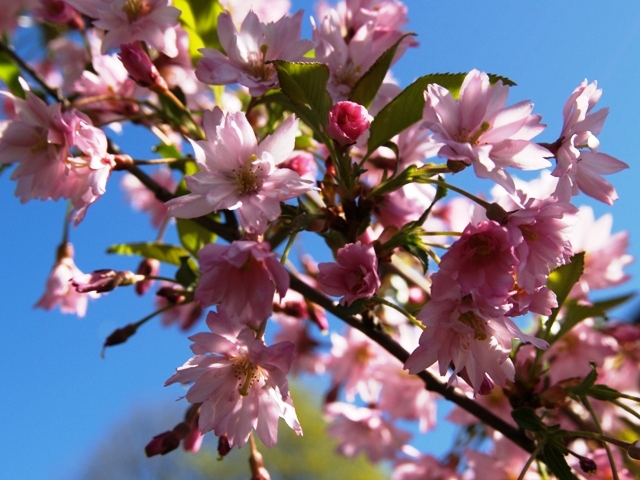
[519,224,539,241]
[122,0,151,22]
[248,44,276,83]
[233,358,260,396]
[458,311,488,341]
[233,154,265,194]
[453,121,491,145]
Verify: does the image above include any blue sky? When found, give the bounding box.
[2,1,640,478]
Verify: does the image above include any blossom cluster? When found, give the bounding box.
[2,0,638,478]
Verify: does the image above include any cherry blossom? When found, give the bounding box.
[196,10,315,96]
[552,80,628,205]
[422,69,551,192]
[318,241,381,305]
[326,101,372,146]
[195,240,289,327]
[166,108,315,234]
[165,308,301,449]
[121,166,176,228]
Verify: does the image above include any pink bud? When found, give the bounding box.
[135,258,160,296]
[118,43,168,92]
[144,431,180,457]
[326,101,372,146]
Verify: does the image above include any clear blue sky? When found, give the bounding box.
[2,1,640,478]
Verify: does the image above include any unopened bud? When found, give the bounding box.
[249,447,271,480]
[485,202,510,225]
[145,431,180,457]
[446,159,467,173]
[579,456,597,474]
[135,258,160,295]
[102,322,139,357]
[218,434,232,458]
[118,43,168,92]
[628,441,640,460]
[326,101,372,147]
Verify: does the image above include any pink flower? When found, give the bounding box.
[156,283,204,331]
[195,241,289,327]
[219,0,291,25]
[32,0,84,29]
[196,10,315,96]
[393,453,460,480]
[326,101,372,146]
[34,243,98,317]
[318,241,381,305]
[567,206,633,299]
[67,0,181,57]
[165,308,302,449]
[422,69,551,192]
[121,166,176,228]
[552,80,628,205]
[438,220,518,306]
[325,403,411,462]
[166,108,315,234]
[118,42,168,91]
[405,271,547,394]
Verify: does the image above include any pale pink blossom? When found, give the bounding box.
[325,402,411,462]
[32,0,84,28]
[165,308,301,449]
[393,453,460,480]
[422,69,551,192]
[313,2,415,100]
[552,80,628,205]
[196,10,315,96]
[166,108,315,234]
[326,101,372,146]
[44,37,91,94]
[438,220,519,306]
[66,0,181,57]
[219,0,291,25]
[324,327,389,402]
[318,241,381,305]
[271,312,325,376]
[155,283,204,331]
[195,240,289,327]
[567,206,633,299]
[121,166,176,228]
[35,243,98,317]
[405,271,547,394]
[0,0,35,33]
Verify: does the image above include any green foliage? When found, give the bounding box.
[512,407,545,432]
[272,61,333,138]
[176,218,217,257]
[349,33,416,109]
[0,52,25,98]
[106,242,190,266]
[190,385,387,480]
[542,443,573,480]
[174,0,224,61]
[366,72,515,156]
[175,255,198,288]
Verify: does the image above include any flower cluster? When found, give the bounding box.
[2,0,638,478]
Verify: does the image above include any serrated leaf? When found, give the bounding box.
[366,72,515,156]
[263,91,326,139]
[547,253,585,308]
[175,256,198,288]
[511,407,545,432]
[349,33,416,109]
[542,444,573,480]
[273,61,332,124]
[106,243,190,266]
[404,243,429,274]
[177,218,217,257]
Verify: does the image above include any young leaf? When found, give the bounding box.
[176,218,217,257]
[349,33,416,109]
[512,407,545,432]
[272,60,332,124]
[542,443,573,480]
[0,52,25,98]
[106,243,190,266]
[175,256,199,288]
[173,0,224,60]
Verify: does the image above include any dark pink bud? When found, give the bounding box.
[217,434,232,458]
[280,151,317,180]
[72,269,118,293]
[579,456,597,474]
[135,258,160,295]
[118,43,168,92]
[145,431,180,457]
[182,424,203,453]
[326,101,372,146]
[34,0,84,29]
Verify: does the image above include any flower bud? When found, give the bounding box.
[135,258,160,296]
[579,456,597,474]
[218,434,232,458]
[118,43,168,92]
[627,441,640,460]
[326,101,372,146]
[145,431,180,457]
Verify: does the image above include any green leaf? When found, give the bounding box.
[565,363,599,396]
[542,443,573,480]
[587,385,622,401]
[349,33,416,109]
[366,72,515,156]
[175,255,198,288]
[511,407,545,432]
[176,218,217,257]
[0,52,25,98]
[546,253,585,307]
[174,0,224,61]
[404,242,430,274]
[106,243,190,266]
[273,61,332,124]
[0,163,12,176]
